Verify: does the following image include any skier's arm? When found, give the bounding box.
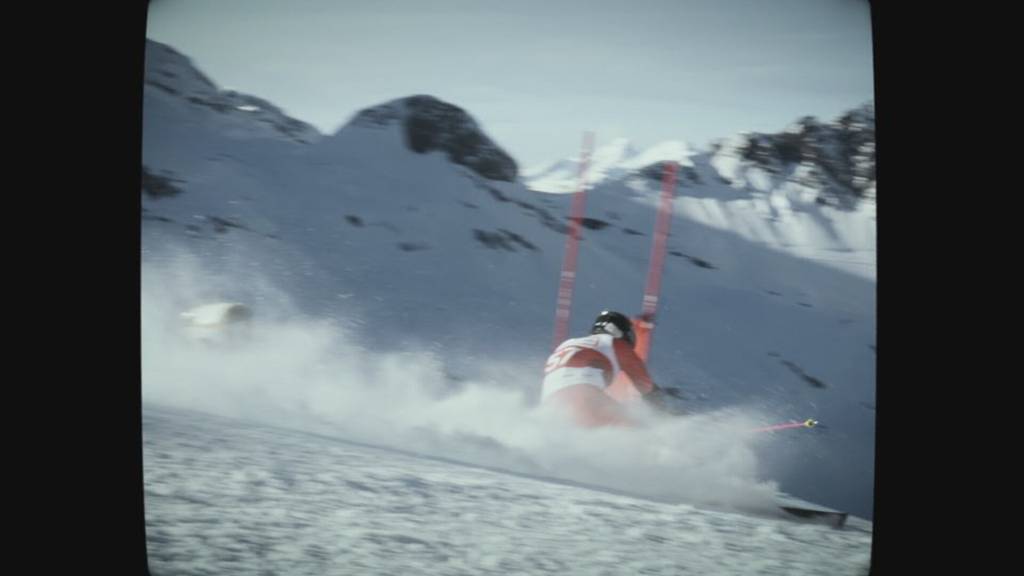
[613,334,685,414]
[612,338,658,395]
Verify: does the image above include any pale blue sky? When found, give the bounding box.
[146,0,874,168]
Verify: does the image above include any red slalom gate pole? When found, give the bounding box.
[606,160,678,403]
[552,132,595,350]
[635,161,679,361]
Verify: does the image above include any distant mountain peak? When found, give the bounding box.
[715,103,876,204]
[345,95,518,182]
[143,39,322,144]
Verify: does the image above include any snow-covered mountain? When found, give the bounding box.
[706,106,876,207]
[525,106,875,207]
[140,36,876,536]
[522,110,876,283]
[144,41,322,145]
[523,138,695,194]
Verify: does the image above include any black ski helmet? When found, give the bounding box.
[591,310,635,344]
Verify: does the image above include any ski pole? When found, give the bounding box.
[751,419,819,433]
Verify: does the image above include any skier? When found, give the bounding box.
[542,310,676,427]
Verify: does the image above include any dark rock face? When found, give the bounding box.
[350,95,518,182]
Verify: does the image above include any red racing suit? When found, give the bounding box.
[541,331,657,427]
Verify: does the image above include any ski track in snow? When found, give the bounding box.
[144,406,872,576]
